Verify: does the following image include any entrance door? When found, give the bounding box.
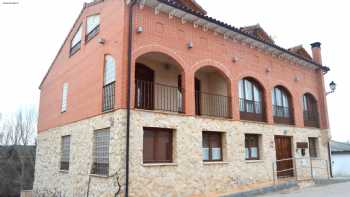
[275,136,294,178]
[195,78,201,115]
[135,63,154,110]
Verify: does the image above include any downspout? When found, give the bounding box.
[126,0,137,197]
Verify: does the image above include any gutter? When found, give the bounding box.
[125,0,137,197]
[158,0,330,72]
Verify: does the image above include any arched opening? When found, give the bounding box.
[135,52,184,113]
[272,86,294,125]
[303,93,319,128]
[102,55,116,112]
[194,66,231,118]
[239,77,266,122]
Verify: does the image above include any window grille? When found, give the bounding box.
[91,129,110,175]
[60,135,71,170]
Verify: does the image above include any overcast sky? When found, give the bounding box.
[0,0,348,141]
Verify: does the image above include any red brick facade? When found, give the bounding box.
[38,0,329,132]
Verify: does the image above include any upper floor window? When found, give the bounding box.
[272,86,294,125]
[91,128,110,176]
[86,14,100,41]
[61,83,69,113]
[70,25,82,56]
[303,93,319,128]
[239,78,265,122]
[102,55,116,112]
[60,135,71,171]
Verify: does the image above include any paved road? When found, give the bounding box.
[262,182,350,197]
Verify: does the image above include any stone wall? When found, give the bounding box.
[34,109,330,197]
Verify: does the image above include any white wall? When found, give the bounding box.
[332,153,350,177]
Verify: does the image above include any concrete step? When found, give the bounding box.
[220,180,298,197]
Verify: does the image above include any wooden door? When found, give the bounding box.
[274,136,294,178]
[135,63,154,110]
[195,78,201,115]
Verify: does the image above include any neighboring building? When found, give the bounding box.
[0,146,36,197]
[34,0,332,196]
[331,141,350,177]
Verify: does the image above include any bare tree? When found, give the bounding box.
[0,107,37,146]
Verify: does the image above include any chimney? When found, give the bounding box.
[311,42,322,65]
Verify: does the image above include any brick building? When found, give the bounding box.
[34,0,332,196]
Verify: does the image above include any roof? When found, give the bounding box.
[331,141,350,153]
[240,24,275,44]
[158,0,330,72]
[288,45,312,60]
[175,0,207,15]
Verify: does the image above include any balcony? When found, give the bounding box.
[303,110,319,128]
[273,105,294,125]
[135,80,184,113]
[195,91,231,118]
[240,99,265,122]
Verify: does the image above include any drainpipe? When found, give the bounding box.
[126,0,137,197]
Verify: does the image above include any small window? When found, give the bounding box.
[86,14,100,41]
[91,129,110,176]
[245,134,260,160]
[202,131,222,162]
[70,25,82,56]
[102,55,116,112]
[60,135,71,171]
[309,137,318,158]
[61,83,69,112]
[303,93,319,128]
[143,128,173,163]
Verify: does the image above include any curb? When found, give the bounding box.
[220,181,298,197]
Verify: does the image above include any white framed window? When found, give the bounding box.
[61,83,69,112]
[86,14,100,41]
[104,55,116,85]
[70,25,82,56]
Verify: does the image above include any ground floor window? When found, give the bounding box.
[60,135,71,171]
[202,131,223,161]
[245,134,260,160]
[143,127,173,163]
[91,128,110,176]
[309,137,318,158]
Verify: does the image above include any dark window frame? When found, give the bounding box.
[202,131,223,162]
[143,127,173,164]
[309,137,318,158]
[239,78,265,122]
[303,94,320,128]
[245,134,260,160]
[60,135,71,171]
[85,14,100,42]
[69,24,82,57]
[272,86,294,125]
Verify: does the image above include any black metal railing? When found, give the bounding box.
[70,41,81,56]
[240,99,265,122]
[303,110,319,128]
[135,80,184,113]
[102,82,115,112]
[195,91,231,118]
[86,25,100,42]
[273,105,294,125]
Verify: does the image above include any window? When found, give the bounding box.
[91,129,110,176]
[309,137,318,158]
[86,14,100,41]
[61,83,69,112]
[272,86,293,125]
[60,135,71,171]
[239,78,265,121]
[245,134,260,160]
[70,25,82,56]
[202,132,222,161]
[102,55,116,112]
[143,128,173,163]
[303,93,319,127]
